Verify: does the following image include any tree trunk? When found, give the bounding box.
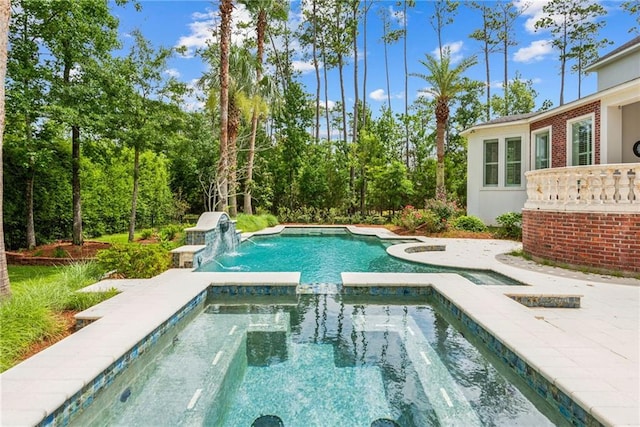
[321,33,331,143]
[0,0,10,298]
[26,173,36,249]
[351,2,359,212]
[403,0,409,167]
[128,146,140,242]
[228,100,240,217]
[503,8,509,116]
[218,0,233,212]
[312,0,320,143]
[71,125,83,245]
[382,12,391,113]
[435,100,448,201]
[244,7,268,215]
[338,53,347,144]
[362,1,368,130]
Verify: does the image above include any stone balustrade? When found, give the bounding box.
[524,163,640,212]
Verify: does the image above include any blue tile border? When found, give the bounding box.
[342,286,432,296]
[38,290,207,427]
[430,289,604,427]
[208,285,297,296]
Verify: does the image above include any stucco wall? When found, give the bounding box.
[596,52,640,91]
[622,102,640,163]
[522,209,640,274]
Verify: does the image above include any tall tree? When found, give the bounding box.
[241,0,286,214]
[0,0,11,298]
[496,1,525,115]
[411,49,476,201]
[218,0,233,212]
[378,7,401,114]
[429,0,458,59]
[535,0,607,106]
[469,1,501,121]
[41,0,120,245]
[6,0,49,249]
[566,15,610,98]
[108,31,175,242]
[402,0,415,167]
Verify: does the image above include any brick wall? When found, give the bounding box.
[522,209,640,274]
[530,101,601,167]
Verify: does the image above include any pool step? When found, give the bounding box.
[222,343,393,427]
[353,315,482,426]
[100,313,289,426]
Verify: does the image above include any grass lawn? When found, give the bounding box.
[0,263,117,372]
[93,232,141,244]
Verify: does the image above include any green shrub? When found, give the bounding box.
[424,198,462,232]
[496,212,522,239]
[236,214,268,232]
[65,289,119,311]
[452,215,487,232]
[96,244,171,278]
[264,214,279,227]
[160,224,182,242]
[140,228,155,240]
[394,205,438,232]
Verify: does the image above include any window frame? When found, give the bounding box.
[531,127,551,170]
[566,113,594,166]
[504,136,523,187]
[483,139,499,187]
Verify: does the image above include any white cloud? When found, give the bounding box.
[321,100,336,110]
[292,60,318,74]
[175,5,254,58]
[369,89,403,102]
[513,39,553,63]
[431,40,465,63]
[164,68,181,78]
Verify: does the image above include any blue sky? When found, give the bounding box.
[113,0,638,123]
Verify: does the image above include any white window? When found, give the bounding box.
[505,137,522,186]
[533,130,550,169]
[568,116,593,166]
[484,139,498,186]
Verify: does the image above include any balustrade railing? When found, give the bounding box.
[524,163,640,212]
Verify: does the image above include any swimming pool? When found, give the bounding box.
[196,228,520,286]
[72,295,566,426]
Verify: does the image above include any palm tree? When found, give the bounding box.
[411,49,476,200]
[0,0,11,298]
[218,0,233,212]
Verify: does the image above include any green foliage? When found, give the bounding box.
[264,214,279,227]
[393,205,438,233]
[496,212,523,239]
[236,214,269,232]
[159,224,183,242]
[140,229,155,240]
[451,215,487,232]
[96,244,171,278]
[424,198,462,231]
[1,263,114,372]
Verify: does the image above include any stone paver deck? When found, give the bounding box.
[1,227,638,426]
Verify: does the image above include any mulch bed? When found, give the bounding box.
[6,241,111,265]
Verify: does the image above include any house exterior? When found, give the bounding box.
[462,37,640,274]
[462,36,640,225]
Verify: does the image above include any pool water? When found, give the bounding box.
[76,296,566,426]
[196,230,519,286]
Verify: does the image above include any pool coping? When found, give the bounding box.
[1,226,638,426]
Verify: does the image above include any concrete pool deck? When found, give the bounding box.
[1,227,638,426]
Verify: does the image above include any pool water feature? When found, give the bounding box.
[196,228,519,286]
[74,296,566,426]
